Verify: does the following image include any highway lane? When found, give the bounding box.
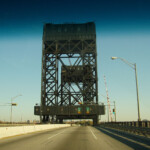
[0,126,148,150]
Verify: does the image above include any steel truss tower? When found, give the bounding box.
[34,22,105,125]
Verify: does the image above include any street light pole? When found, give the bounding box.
[134,63,141,121]
[111,57,141,121]
[10,97,12,124]
[10,94,22,124]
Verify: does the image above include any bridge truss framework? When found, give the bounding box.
[34,22,105,125]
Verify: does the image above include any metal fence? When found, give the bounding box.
[98,121,150,137]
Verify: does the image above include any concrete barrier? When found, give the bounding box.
[0,124,70,139]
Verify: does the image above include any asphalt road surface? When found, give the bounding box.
[0,126,149,150]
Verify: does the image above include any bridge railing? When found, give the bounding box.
[100,121,150,127]
[98,121,150,137]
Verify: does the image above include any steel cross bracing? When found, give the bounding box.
[34,23,106,124]
[41,39,98,107]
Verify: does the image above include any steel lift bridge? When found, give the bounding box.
[34,22,105,125]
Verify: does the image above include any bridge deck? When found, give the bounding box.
[0,126,149,150]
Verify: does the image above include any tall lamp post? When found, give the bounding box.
[111,57,141,122]
[10,94,22,124]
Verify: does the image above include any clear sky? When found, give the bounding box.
[0,0,150,122]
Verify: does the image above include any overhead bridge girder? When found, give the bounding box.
[34,105,105,125]
[34,105,105,116]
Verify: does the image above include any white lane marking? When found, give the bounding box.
[88,127,97,140]
[43,129,68,145]
[97,127,150,149]
[48,130,65,139]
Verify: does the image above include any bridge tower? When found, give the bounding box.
[34,22,105,125]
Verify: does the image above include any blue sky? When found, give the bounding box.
[0,0,150,122]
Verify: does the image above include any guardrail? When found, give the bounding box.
[98,121,150,137]
[100,121,150,127]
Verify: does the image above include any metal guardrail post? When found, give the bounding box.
[138,121,142,127]
[129,122,131,126]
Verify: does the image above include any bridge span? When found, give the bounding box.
[0,126,150,150]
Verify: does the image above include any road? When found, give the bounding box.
[0,126,149,150]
